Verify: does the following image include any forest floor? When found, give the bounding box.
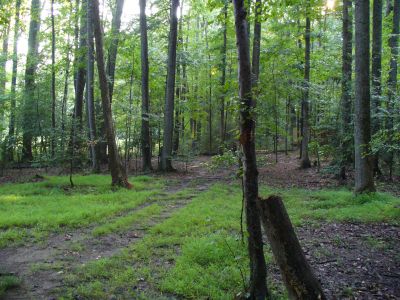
[0,152,399,299]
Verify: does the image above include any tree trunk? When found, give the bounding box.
[354,0,375,193]
[220,0,228,150]
[86,0,98,172]
[72,0,87,150]
[6,0,21,162]
[258,196,326,300]
[22,0,41,162]
[339,0,353,181]
[0,23,9,115]
[300,11,311,169]
[106,0,124,102]
[233,1,268,299]
[371,0,383,176]
[92,0,131,188]
[51,0,56,158]
[251,0,261,85]
[161,0,179,171]
[386,0,399,179]
[139,0,153,171]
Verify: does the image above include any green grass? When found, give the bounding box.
[1,176,399,299]
[92,204,163,236]
[0,175,164,248]
[0,275,20,297]
[60,183,399,299]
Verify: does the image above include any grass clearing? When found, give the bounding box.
[61,183,399,299]
[0,175,164,248]
[1,175,399,299]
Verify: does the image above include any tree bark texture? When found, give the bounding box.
[354,0,375,193]
[22,0,41,162]
[161,0,179,171]
[92,0,131,188]
[233,1,268,299]
[139,0,153,171]
[258,196,326,300]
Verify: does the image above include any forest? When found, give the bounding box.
[0,0,399,299]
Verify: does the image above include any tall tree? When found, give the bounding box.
[6,0,21,162]
[386,0,399,178]
[219,0,228,149]
[233,0,268,299]
[72,0,87,142]
[339,0,353,180]
[92,0,130,188]
[22,0,41,162]
[139,0,153,171]
[86,0,98,171]
[300,7,311,169]
[161,0,179,171]
[354,0,375,193]
[51,0,56,157]
[251,0,261,84]
[371,0,383,175]
[0,22,10,127]
[106,0,124,102]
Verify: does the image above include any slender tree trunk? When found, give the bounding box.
[371,0,383,176]
[6,0,21,162]
[354,0,375,193]
[106,0,124,102]
[161,0,179,171]
[22,0,41,162]
[92,0,131,188]
[60,33,72,155]
[339,0,353,181]
[386,0,399,180]
[220,0,228,150]
[173,3,184,155]
[233,1,268,299]
[0,23,9,117]
[86,0,98,171]
[300,10,311,169]
[72,0,87,144]
[139,0,153,171]
[51,0,56,158]
[251,0,261,84]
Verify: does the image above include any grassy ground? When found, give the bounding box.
[0,175,399,299]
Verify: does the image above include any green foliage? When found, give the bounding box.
[207,150,238,171]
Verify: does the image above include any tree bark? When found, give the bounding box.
[72,0,87,143]
[339,0,353,180]
[258,196,326,300]
[86,0,98,171]
[300,10,311,169]
[6,0,21,162]
[139,0,153,171]
[371,0,383,176]
[161,0,179,171]
[22,0,41,162]
[354,0,375,193]
[51,0,56,158]
[106,0,124,102]
[92,0,131,188]
[251,0,261,85]
[219,0,228,150]
[386,0,399,179]
[233,1,268,299]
